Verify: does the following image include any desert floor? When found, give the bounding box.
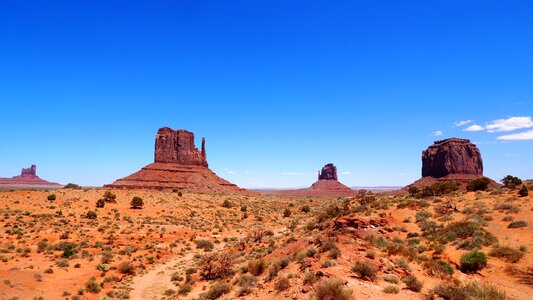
[0,186,531,299]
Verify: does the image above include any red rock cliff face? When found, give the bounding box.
[422,138,483,178]
[318,163,338,180]
[154,128,208,167]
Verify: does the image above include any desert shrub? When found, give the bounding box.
[198,252,234,280]
[200,281,231,300]
[178,283,192,295]
[47,194,56,201]
[130,197,143,209]
[96,199,105,208]
[64,183,81,189]
[519,185,529,197]
[317,203,343,223]
[356,189,376,205]
[195,240,214,251]
[221,199,232,208]
[467,177,491,191]
[508,220,528,228]
[383,274,399,284]
[301,205,311,213]
[460,251,487,273]
[351,260,376,281]
[489,245,525,263]
[237,274,257,288]
[84,277,101,294]
[103,191,117,202]
[501,175,522,189]
[430,221,497,249]
[407,185,419,196]
[319,239,339,253]
[403,275,423,292]
[383,285,399,294]
[431,181,459,196]
[313,278,353,300]
[117,261,136,275]
[423,259,454,276]
[248,259,267,276]
[495,203,520,213]
[283,208,291,217]
[303,271,317,285]
[415,210,433,222]
[429,282,506,300]
[85,210,97,219]
[56,259,69,267]
[274,275,290,292]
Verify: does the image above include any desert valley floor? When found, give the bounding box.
[0,186,531,300]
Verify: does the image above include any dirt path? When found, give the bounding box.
[130,252,195,299]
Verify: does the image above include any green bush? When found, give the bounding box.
[85,210,97,219]
[195,240,214,251]
[430,282,506,300]
[274,275,290,292]
[489,245,525,263]
[47,194,56,201]
[200,281,231,300]
[467,177,491,191]
[64,183,81,189]
[130,196,144,209]
[403,275,423,292]
[508,220,528,228]
[314,278,353,300]
[248,259,267,276]
[103,191,117,202]
[84,276,101,294]
[96,199,105,208]
[518,185,528,197]
[351,260,376,281]
[460,251,487,273]
[501,175,522,189]
[383,285,399,294]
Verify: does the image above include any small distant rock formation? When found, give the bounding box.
[318,163,338,180]
[309,163,354,196]
[0,165,62,187]
[105,127,245,193]
[409,138,487,189]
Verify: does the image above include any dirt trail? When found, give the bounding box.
[130,252,195,299]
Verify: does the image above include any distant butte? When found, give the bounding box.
[308,163,354,195]
[0,165,62,187]
[105,127,245,193]
[409,138,489,188]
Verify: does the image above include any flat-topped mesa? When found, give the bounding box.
[21,165,37,176]
[318,163,338,181]
[154,127,208,167]
[422,138,483,178]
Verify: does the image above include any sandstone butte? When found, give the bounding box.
[0,165,62,187]
[409,137,489,188]
[105,127,245,193]
[308,163,355,195]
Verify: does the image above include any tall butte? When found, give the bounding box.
[105,127,245,193]
[409,138,484,187]
[308,163,354,195]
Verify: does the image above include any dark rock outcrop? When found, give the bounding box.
[318,163,338,180]
[422,138,483,178]
[0,165,62,187]
[106,127,245,193]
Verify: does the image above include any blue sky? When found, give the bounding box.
[1,1,532,188]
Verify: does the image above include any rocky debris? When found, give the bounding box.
[154,128,208,166]
[106,127,245,193]
[318,163,338,180]
[0,165,62,187]
[422,138,483,178]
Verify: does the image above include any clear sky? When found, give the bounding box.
[1,1,532,188]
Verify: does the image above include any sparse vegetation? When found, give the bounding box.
[467,177,491,191]
[130,196,144,209]
[460,251,487,273]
